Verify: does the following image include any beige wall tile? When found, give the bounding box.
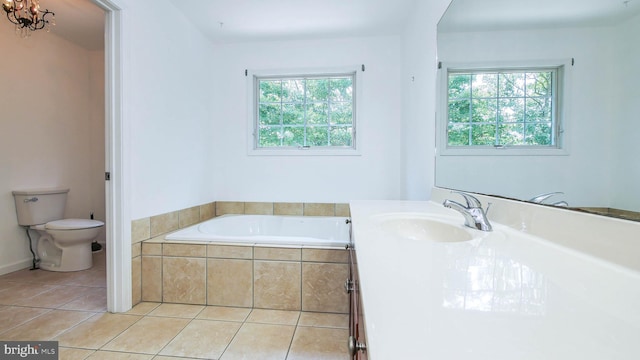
[163,243,206,257]
[150,212,179,238]
[141,242,162,256]
[274,202,303,216]
[207,245,253,259]
[200,202,216,221]
[245,202,274,215]
[146,235,166,243]
[131,256,141,306]
[302,263,349,314]
[302,249,348,263]
[216,201,245,216]
[254,247,301,261]
[132,243,141,258]
[179,206,200,228]
[335,203,351,217]
[254,261,301,311]
[141,256,162,302]
[131,218,150,244]
[207,259,253,308]
[163,257,206,305]
[303,203,335,216]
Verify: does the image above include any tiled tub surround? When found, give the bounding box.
[131,201,350,307]
[141,242,349,313]
[0,252,349,359]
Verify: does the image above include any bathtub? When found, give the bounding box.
[165,214,351,248]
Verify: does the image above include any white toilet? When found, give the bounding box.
[12,188,104,272]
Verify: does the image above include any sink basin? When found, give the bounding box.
[375,214,474,243]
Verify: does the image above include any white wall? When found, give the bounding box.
[0,24,105,274]
[210,36,404,203]
[401,0,453,200]
[435,26,618,207]
[611,13,640,212]
[125,0,217,219]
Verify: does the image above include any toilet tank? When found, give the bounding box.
[12,188,70,226]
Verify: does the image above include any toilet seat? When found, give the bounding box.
[45,219,104,230]
[36,219,104,272]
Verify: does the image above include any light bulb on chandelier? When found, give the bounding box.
[2,0,55,38]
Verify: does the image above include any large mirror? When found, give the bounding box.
[436,0,640,221]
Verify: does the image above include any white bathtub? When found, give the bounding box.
[165,215,351,248]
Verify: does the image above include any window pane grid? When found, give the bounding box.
[447,69,556,147]
[256,74,355,149]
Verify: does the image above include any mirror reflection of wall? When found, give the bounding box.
[435,0,640,220]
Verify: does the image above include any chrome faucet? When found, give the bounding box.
[528,192,569,207]
[443,191,492,231]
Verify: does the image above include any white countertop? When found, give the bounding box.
[350,200,640,360]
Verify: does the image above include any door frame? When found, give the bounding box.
[92,0,130,313]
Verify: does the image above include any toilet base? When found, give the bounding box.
[38,238,93,272]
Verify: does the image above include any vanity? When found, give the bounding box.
[348,189,640,359]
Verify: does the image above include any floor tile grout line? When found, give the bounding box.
[207,309,252,360]
[54,309,138,345]
[95,311,155,353]
[284,310,304,360]
[52,286,107,311]
[0,307,56,337]
[154,315,198,358]
[58,346,97,359]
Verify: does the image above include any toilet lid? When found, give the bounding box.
[45,219,105,230]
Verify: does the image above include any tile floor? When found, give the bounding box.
[0,251,349,359]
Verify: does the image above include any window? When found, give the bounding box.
[439,62,569,155]
[251,71,358,155]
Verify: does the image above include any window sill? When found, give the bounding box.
[248,147,362,156]
[438,146,568,156]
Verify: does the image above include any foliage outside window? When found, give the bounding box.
[447,68,560,148]
[254,73,355,150]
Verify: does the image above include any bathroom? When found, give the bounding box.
[0,1,106,276]
[1,0,639,358]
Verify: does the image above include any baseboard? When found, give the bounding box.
[0,258,33,276]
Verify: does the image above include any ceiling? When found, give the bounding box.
[43,0,105,51]
[439,0,640,32]
[31,0,640,50]
[168,0,418,43]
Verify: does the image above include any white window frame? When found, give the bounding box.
[247,66,363,156]
[437,60,572,156]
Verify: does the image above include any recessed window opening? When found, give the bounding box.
[446,67,561,149]
[253,72,356,151]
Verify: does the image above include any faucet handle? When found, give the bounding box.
[528,191,564,204]
[451,191,482,208]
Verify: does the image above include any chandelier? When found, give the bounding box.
[2,0,55,36]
